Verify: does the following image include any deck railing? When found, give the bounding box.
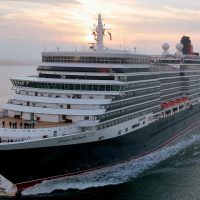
[0,124,81,144]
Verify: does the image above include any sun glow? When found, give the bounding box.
[1,0,200,59]
[86,32,95,43]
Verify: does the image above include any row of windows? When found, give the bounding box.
[180,71,200,76]
[186,88,200,96]
[184,60,200,64]
[38,66,150,74]
[96,107,159,130]
[105,94,160,111]
[151,108,200,138]
[184,84,200,91]
[11,80,121,92]
[183,75,200,81]
[150,121,179,138]
[160,92,183,102]
[162,82,200,92]
[127,73,181,82]
[42,56,149,64]
[161,87,182,96]
[17,91,97,100]
[154,59,200,65]
[127,72,200,83]
[161,77,181,84]
[39,73,115,81]
[122,81,159,90]
[161,82,180,90]
[181,81,200,92]
[189,93,200,100]
[154,59,181,64]
[182,79,200,86]
[98,100,160,122]
[114,87,160,101]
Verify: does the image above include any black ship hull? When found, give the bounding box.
[1,104,200,190]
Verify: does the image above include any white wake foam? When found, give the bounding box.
[22,134,200,196]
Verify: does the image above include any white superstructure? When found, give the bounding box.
[0,15,198,150]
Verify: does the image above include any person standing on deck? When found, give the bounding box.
[9,121,12,128]
[2,121,5,128]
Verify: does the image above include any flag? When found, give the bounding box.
[108,31,112,40]
[92,31,97,36]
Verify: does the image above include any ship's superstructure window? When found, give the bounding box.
[106,93,160,111]
[37,66,149,73]
[180,71,200,101]
[39,74,115,80]
[122,80,159,90]
[11,80,121,92]
[98,99,160,122]
[42,55,149,64]
[84,116,89,120]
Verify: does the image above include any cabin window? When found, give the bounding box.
[132,123,140,129]
[84,116,89,120]
[53,131,57,137]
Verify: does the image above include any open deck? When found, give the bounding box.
[0,117,67,129]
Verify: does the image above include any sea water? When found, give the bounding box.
[21,133,200,200]
[1,66,200,200]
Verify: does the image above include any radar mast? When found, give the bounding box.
[90,14,112,51]
[96,14,104,51]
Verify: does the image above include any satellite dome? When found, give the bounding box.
[176,43,183,52]
[162,43,170,51]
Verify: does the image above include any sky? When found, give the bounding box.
[1,0,200,61]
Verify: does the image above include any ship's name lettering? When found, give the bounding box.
[58,135,86,143]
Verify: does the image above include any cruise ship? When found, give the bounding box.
[1,14,200,193]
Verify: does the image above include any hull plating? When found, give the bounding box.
[1,104,200,188]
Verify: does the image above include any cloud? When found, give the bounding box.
[134,0,200,10]
[3,0,79,4]
[1,0,200,60]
